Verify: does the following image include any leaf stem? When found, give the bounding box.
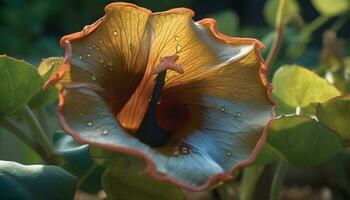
[269,161,289,200]
[265,0,287,67]
[34,107,53,141]
[77,163,98,189]
[330,15,350,32]
[240,165,265,200]
[0,117,42,156]
[21,105,55,159]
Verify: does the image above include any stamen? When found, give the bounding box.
[137,55,184,147]
[152,55,184,74]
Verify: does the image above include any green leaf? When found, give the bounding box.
[54,131,104,193]
[209,10,239,36]
[317,95,350,146]
[29,57,63,108]
[311,0,350,16]
[253,143,283,165]
[267,115,343,166]
[263,0,300,27]
[272,65,340,114]
[102,154,184,200]
[0,55,43,115]
[0,160,77,200]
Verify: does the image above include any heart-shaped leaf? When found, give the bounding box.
[267,115,343,166]
[29,57,63,108]
[0,160,77,200]
[263,0,300,27]
[317,95,350,146]
[102,154,184,200]
[0,55,43,115]
[311,0,350,16]
[272,65,340,115]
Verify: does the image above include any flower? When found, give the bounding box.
[46,2,275,190]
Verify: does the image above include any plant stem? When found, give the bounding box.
[330,15,350,32]
[21,105,54,159]
[77,163,98,189]
[34,107,52,141]
[0,117,41,156]
[266,0,287,67]
[302,15,330,36]
[213,184,230,200]
[240,165,265,200]
[269,161,289,200]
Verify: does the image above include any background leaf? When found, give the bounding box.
[54,131,104,193]
[267,115,343,166]
[311,0,350,16]
[272,65,340,115]
[317,95,350,146]
[29,57,63,108]
[0,160,77,200]
[0,55,43,115]
[102,154,184,200]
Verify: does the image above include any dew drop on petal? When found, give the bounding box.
[91,75,97,81]
[220,106,225,112]
[175,35,179,41]
[78,55,83,59]
[99,40,103,44]
[181,146,189,154]
[173,147,179,156]
[236,112,242,118]
[113,31,117,36]
[176,44,181,53]
[98,128,109,135]
[87,54,91,57]
[226,150,232,157]
[87,122,93,127]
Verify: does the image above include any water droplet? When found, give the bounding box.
[148,97,152,102]
[176,44,181,53]
[98,128,109,135]
[175,35,179,41]
[91,75,97,81]
[173,147,179,156]
[220,106,225,112]
[87,122,93,127]
[78,56,83,59]
[87,54,91,57]
[99,40,103,44]
[107,62,113,67]
[96,47,100,50]
[99,58,104,63]
[181,146,189,154]
[235,112,241,118]
[226,150,232,157]
[157,99,162,105]
[113,31,117,36]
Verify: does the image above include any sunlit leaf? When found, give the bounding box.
[0,160,77,200]
[29,57,63,108]
[311,0,350,16]
[263,0,300,27]
[0,55,43,115]
[267,115,343,166]
[317,95,350,146]
[272,65,340,115]
[102,154,184,200]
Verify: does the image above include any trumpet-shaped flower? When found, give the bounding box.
[46,2,274,190]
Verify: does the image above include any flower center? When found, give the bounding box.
[136,55,183,147]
